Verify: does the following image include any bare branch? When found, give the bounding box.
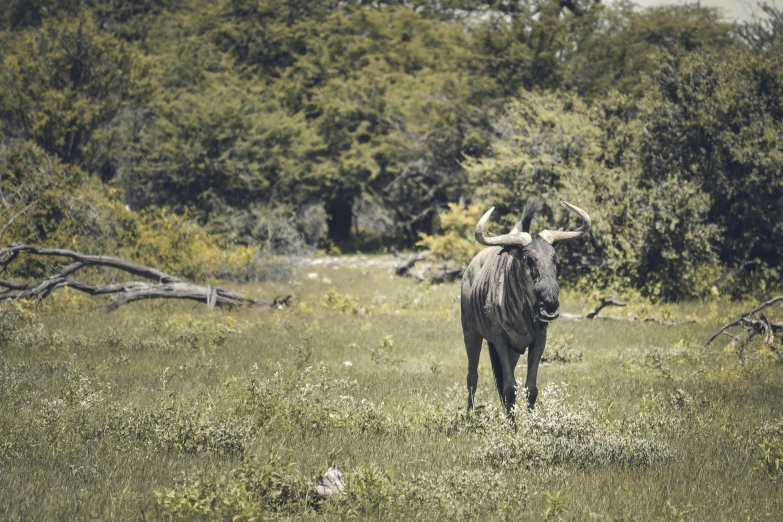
[702,296,783,348]
[0,244,181,283]
[393,248,430,277]
[0,244,290,312]
[585,296,626,319]
[561,297,686,325]
[0,201,37,240]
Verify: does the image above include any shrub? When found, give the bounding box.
[417,203,484,267]
[757,419,783,477]
[472,384,673,469]
[323,289,360,315]
[156,453,311,519]
[544,334,583,364]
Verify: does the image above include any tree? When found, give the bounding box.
[0,11,150,179]
[738,2,783,52]
[121,75,323,224]
[462,91,721,299]
[639,48,783,293]
[212,2,501,242]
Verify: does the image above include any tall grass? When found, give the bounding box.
[1,258,782,520]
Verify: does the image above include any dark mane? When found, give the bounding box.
[515,198,546,233]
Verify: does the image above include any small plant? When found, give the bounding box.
[543,490,570,520]
[323,289,360,315]
[643,348,672,379]
[293,337,314,370]
[758,438,783,476]
[156,452,310,518]
[392,286,428,310]
[350,464,392,514]
[637,389,698,435]
[472,383,673,469]
[757,419,783,477]
[371,348,404,366]
[371,336,403,366]
[657,500,695,522]
[544,334,583,364]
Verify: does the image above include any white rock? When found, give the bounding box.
[307,272,319,280]
[343,361,353,367]
[316,464,346,498]
[322,277,332,284]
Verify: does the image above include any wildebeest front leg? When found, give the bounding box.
[524,327,547,410]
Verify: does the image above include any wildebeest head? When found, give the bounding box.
[474,199,591,323]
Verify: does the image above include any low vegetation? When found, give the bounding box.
[1,262,782,520]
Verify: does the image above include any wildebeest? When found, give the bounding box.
[460,199,591,418]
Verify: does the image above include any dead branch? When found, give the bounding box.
[561,297,685,325]
[561,296,629,321]
[723,315,783,351]
[392,248,429,281]
[0,244,290,311]
[426,265,463,285]
[392,249,466,284]
[702,296,783,348]
[585,296,626,319]
[392,248,429,273]
[0,244,180,284]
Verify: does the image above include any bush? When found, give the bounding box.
[417,203,484,267]
[451,91,725,300]
[156,453,311,519]
[757,419,783,477]
[472,384,673,469]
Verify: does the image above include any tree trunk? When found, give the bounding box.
[326,197,354,243]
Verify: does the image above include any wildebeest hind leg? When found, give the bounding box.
[490,343,521,422]
[487,343,504,408]
[464,329,482,412]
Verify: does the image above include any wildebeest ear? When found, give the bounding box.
[501,246,523,261]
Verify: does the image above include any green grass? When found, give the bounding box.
[1,258,783,520]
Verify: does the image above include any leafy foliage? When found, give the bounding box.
[2,0,783,297]
[639,47,783,295]
[460,91,720,299]
[0,12,150,178]
[417,203,484,266]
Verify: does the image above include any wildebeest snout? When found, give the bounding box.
[538,299,560,322]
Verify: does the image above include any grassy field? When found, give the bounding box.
[1,256,783,521]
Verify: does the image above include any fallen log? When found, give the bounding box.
[392,248,429,281]
[427,265,463,285]
[392,249,464,284]
[0,244,290,311]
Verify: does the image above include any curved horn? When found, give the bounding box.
[539,201,591,244]
[475,207,533,247]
